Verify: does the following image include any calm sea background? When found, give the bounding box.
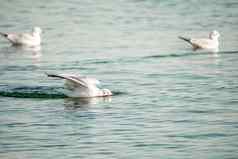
[0,0,238,158]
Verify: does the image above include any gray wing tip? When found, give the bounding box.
[178,36,191,43]
[45,72,58,78]
[178,36,185,40]
[45,72,51,77]
[0,32,8,37]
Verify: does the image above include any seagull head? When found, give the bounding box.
[32,27,42,35]
[209,30,220,40]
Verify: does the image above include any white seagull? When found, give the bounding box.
[0,27,42,46]
[46,73,112,98]
[178,30,220,52]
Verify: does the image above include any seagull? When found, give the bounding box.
[46,73,112,98]
[0,27,42,46]
[178,30,220,52]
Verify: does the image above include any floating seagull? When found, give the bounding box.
[178,30,220,52]
[0,27,42,46]
[46,73,112,98]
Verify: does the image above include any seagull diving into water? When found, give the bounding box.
[178,30,220,52]
[46,73,112,98]
[0,27,42,46]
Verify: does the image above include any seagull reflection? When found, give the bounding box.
[15,45,41,52]
[64,97,112,110]
[15,45,42,59]
[0,45,42,60]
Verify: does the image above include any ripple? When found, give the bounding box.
[0,85,125,99]
[0,86,66,99]
[168,133,230,139]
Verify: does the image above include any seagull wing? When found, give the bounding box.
[46,73,89,88]
[190,38,212,49]
[82,77,101,86]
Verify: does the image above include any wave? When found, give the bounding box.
[144,52,194,59]
[0,85,125,99]
[0,86,66,99]
[220,51,238,54]
[143,50,238,59]
[111,90,127,96]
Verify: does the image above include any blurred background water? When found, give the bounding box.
[0,0,238,158]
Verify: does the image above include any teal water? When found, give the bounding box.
[0,0,238,158]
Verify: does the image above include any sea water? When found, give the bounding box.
[0,0,238,158]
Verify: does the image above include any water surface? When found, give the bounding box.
[0,0,238,158]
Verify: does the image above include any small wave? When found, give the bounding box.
[219,51,238,54]
[143,52,197,59]
[0,86,125,99]
[112,91,127,96]
[167,133,229,139]
[0,91,66,99]
[143,51,238,59]
[0,86,66,99]
[3,65,39,71]
[88,60,113,64]
[82,59,115,65]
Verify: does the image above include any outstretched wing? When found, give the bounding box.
[82,77,101,86]
[46,73,89,88]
